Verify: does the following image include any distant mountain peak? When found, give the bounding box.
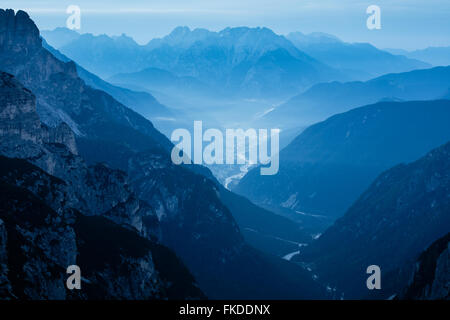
[156,25,288,48]
[41,27,80,48]
[287,31,342,45]
[147,25,213,49]
[45,26,80,36]
[111,33,138,46]
[217,26,283,42]
[170,25,191,35]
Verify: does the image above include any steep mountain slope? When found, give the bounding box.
[264,66,450,129]
[186,165,313,256]
[287,32,429,80]
[402,232,449,300]
[46,26,343,98]
[0,9,326,299]
[219,187,312,256]
[0,10,171,152]
[144,26,344,98]
[0,71,203,299]
[0,68,164,245]
[42,40,174,122]
[297,142,450,299]
[0,157,203,300]
[109,67,212,98]
[236,100,450,223]
[58,32,143,78]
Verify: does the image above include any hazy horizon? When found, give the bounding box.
[2,0,450,51]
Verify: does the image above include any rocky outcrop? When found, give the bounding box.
[0,68,207,299]
[0,179,77,299]
[0,175,203,299]
[0,71,159,240]
[431,245,450,299]
[0,72,41,143]
[0,71,77,165]
[0,9,41,54]
[71,213,203,299]
[0,9,169,147]
[403,233,449,300]
[44,122,77,155]
[236,100,450,221]
[0,71,76,154]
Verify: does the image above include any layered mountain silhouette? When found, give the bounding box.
[109,67,212,99]
[54,32,142,78]
[43,26,345,98]
[41,40,177,135]
[0,9,327,299]
[264,66,450,129]
[235,100,450,224]
[0,70,203,299]
[297,141,450,299]
[3,7,449,301]
[43,27,431,101]
[287,32,429,80]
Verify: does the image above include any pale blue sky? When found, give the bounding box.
[2,0,450,50]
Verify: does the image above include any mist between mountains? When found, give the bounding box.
[171,121,280,175]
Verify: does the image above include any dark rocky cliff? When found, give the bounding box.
[0,70,204,299]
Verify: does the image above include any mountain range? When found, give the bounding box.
[0,9,327,299]
[235,100,450,225]
[41,40,178,136]
[297,141,450,299]
[287,32,429,80]
[263,66,450,129]
[2,8,449,301]
[43,26,343,99]
[402,232,449,300]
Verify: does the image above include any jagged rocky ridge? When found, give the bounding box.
[0,9,326,299]
[286,32,429,80]
[0,71,203,299]
[262,66,450,130]
[48,25,345,98]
